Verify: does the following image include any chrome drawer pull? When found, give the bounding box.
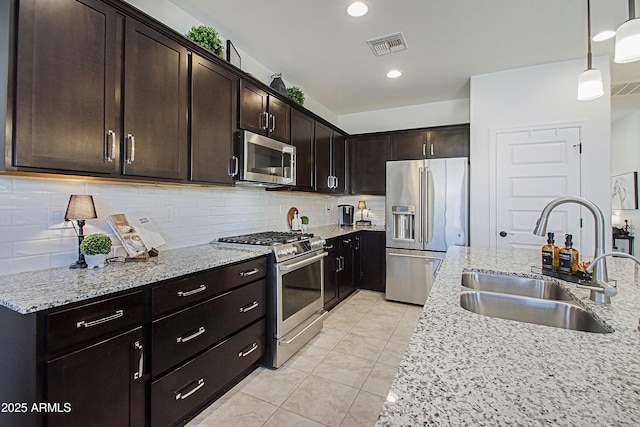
[238,342,258,357]
[76,309,123,328]
[177,284,206,297]
[176,326,206,343]
[133,341,144,380]
[239,301,259,313]
[175,378,205,400]
[239,267,259,277]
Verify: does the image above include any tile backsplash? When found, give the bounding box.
[0,175,385,275]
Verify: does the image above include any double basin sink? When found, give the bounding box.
[460,271,610,333]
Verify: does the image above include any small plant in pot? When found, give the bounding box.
[287,86,305,106]
[185,25,224,58]
[80,233,112,269]
[300,216,309,232]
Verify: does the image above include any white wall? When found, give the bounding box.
[611,109,640,255]
[338,99,470,134]
[470,56,611,256]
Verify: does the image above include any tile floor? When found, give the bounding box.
[186,290,424,427]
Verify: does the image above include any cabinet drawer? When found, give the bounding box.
[323,237,339,253]
[151,319,265,427]
[339,236,355,251]
[152,257,267,317]
[47,291,144,354]
[152,279,266,376]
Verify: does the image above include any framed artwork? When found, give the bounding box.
[612,172,638,210]
[226,40,241,69]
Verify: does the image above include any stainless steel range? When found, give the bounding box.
[218,231,327,368]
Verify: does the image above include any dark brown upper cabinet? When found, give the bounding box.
[239,80,290,143]
[315,122,345,194]
[349,134,391,195]
[389,125,469,160]
[13,0,189,181]
[390,130,427,160]
[290,109,315,191]
[190,53,238,185]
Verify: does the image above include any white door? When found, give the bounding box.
[492,125,582,252]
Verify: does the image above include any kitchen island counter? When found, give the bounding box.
[377,246,640,426]
[0,243,270,314]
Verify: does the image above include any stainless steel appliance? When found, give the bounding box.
[217,231,327,368]
[233,130,296,187]
[338,204,354,226]
[385,158,468,305]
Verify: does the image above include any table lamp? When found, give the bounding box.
[356,200,371,226]
[65,195,97,269]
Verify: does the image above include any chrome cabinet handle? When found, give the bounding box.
[105,130,116,162]
[323,244,334,250]
[126,134,135,164]
[333,175,339,189]
[269,114,275,132]
[422,143,426,157]
[239,267,259,277]
[229,156,239,177]
[175,379,205,400]
[279,252,327,271]
[76,309,123,328]
[238,342,258,357]
[177,284,206,297]
[239,301,259,313]
[430,143,434,156]
[133,341,143,380]
[261,111,269,130]
[177,326,206,343]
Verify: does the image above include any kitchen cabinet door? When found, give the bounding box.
[323,240,339,309]
[267,96,291,143]
[46,327,144,427]
[13,0,119,174]
[360,231,385,292]
[191,53,238,185]
[426,125,469,159]
[349,134,390,195]
[391,130,427,160]
[239,80,290,143]
[290,109,315,191]
[353,233,362,288]
[333,131,347,194]
[122,19,189,180]
[338,236,355,299]
[315,121,333,193]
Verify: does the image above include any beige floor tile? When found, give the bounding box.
[234,365,308,405]
[324,310,362,332]
[186,390,238,426]
[337,300,371,316]
[371,299,408,314]
[361,363,398,397]
[262,408,326,427]
[376,341,407,367]
[332,331,388,361]
[387,330,412,346]
[358,310,403,328]
[283,343,330,373]
[307,325,348,350]
[281,374,359,427]
[340,390,386,427]
[193,391,277,427]
[391,325,416,342]
[350,317,396,340]
[312,350,375,388]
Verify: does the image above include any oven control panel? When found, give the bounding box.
[274,237,326,262]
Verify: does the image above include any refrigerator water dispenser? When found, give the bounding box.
[392,206,415,241]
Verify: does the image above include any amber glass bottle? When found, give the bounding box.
[558,234,579,274]
[541,232,559,270]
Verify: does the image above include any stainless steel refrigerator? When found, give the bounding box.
[385,158,468,305]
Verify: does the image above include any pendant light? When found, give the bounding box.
[614,0,640,63]
[577,0,604,100]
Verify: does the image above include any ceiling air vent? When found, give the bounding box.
[611,81,640,97]
[367,32,407,56]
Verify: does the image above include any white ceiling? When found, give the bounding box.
[169,0,640,118]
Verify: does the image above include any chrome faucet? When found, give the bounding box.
[533,196,610,302]
[581,252,640,302]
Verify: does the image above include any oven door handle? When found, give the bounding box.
[279,252,327,271]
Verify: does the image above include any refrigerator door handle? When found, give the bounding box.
[418,167,424,244]
[425,167,433,243]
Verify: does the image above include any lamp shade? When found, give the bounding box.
[64,195,97,220]
[577,69,604,100]
[614,18,640,63]
[358,200,367,210]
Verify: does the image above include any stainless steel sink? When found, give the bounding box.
[459,290,611,333]
[461,271,573,301]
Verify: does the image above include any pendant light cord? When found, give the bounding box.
[586,0,593,70]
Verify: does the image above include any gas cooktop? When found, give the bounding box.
[218,231,315,246]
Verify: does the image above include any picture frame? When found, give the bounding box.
[226,40,241,69]
[611,171,638,210]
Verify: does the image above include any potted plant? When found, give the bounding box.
[300,215,309,232]
[185,25,224,58]
[287,86,305,106]
[80,233,112,268]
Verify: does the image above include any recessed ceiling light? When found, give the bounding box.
[593,30,616,42]
[347,2,368,17]
[386,70,402,78]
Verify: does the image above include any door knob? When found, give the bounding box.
[499,231,514,237]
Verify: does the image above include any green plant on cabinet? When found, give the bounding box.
[287,86,305,106]
[185,25,224,58]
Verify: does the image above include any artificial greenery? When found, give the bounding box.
[185,25,224,58]
[300,216,309,225]
[287,86,305,106]
[80,233,112,256]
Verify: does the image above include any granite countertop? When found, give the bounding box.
[0,243,271,314]
[377,246,640,426]
[308,224,385,240]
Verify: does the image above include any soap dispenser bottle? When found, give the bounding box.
[541,232,559,270]
[558,234,579,274]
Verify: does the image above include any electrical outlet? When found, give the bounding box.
[46,207,73,230]
[164,205,175,222]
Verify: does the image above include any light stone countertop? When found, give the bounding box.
[308,224,385,240]
[0,243,271,314]
[377,245,640,426]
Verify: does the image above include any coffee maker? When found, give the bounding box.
[338,205,355,226]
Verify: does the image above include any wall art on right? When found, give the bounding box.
[612,171,638,210]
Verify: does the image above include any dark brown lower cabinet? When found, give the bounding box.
[151,319,265,427]
[323,240,340,309]
[360,231,386,292]
[46,327,145,427]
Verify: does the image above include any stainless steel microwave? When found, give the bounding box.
[233,130,296,187]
